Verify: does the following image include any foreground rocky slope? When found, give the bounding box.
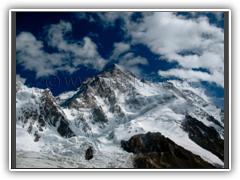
[121,132,215,168]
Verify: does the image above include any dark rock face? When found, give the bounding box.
[82,118,92,133]
[121,132,216,168]
[92,106,108,123]
[40,89,75,138]
[97,63,125,79]
[182,115,224,161]
[206,115,223,128]
[34,131,40,142]
[141,78,146,84]
[57,118,75,138]
[85,146,93,160]
[38,114,46,127]
[27,122,33,134]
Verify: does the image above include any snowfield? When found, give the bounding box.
[17,136,135,168]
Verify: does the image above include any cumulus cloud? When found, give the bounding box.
[122,12,224,87]
[16,32,65,77]
[117,52,148,77]
[119,53,148,66]
[45,20,107,70]
[110,42,130,60]
[108,40,148,76]
[56,65,78,74]
[16,20,107,78]
[44,20,72,48]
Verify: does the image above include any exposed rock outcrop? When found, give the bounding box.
[92,106,108,123]
[40,89,75,138]
[85,146,93,160]
[206,115,223,128]
[112,104,125,118]
[121,132,216,168]
[57,118,75,138]
[34,131,40,142]
[182,115,224,161]
[27,122,33,134]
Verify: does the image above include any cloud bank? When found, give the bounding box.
[16,20,107,78]
[123,12,224,87]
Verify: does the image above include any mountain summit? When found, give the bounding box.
[16,64,224,168]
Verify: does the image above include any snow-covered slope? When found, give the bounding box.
[16,80,75,152]
[15,64,224,168]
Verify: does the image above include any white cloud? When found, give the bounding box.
[45,20,72,48]
[123,66,143,77]
[56,65,78,74]
[94,41,149,77]
[16,32,44,56]
[119,53,148,66]
[117,52,148,77]
[159,68,224,87]
[16,74,26,84]
[16,32,66,77]
[110,42,130,60]
[122,12,224,87]
[74,12,151,76]
[45,21,107,70]
[108,40,148,77]
[16,20,107,78]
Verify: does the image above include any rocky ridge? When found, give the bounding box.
[121,132,216,168]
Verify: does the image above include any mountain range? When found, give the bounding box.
[15,64,224,168]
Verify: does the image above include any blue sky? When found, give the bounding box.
[16,11,225,109]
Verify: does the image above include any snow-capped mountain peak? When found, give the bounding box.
[16,64,224,168]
